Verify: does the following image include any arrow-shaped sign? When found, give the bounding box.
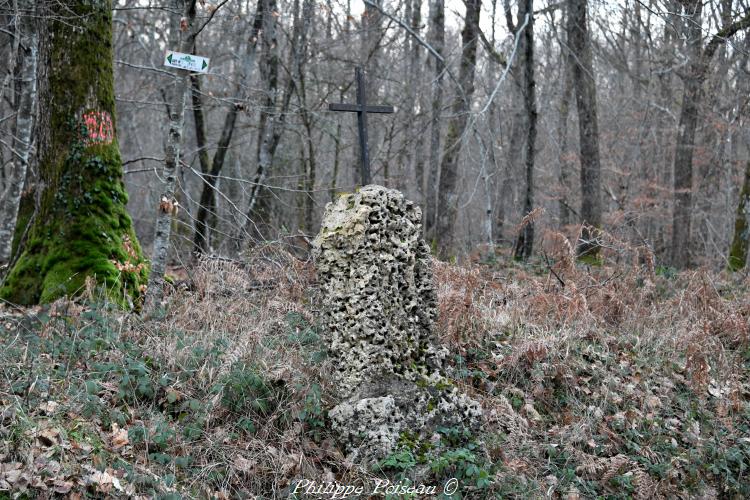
[164,50,209,73]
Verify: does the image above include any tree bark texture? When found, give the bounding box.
[144,0,196,311]
[423,0,444,242]
[567,0,603,261]
[512,0,537,261]
[1,0,146,305]
[728,160,750,271]
[0,0,37,264]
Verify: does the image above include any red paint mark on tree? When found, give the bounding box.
[81,110,114,146]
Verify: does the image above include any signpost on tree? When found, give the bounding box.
[329,66,394,185]
[164,51,210,73]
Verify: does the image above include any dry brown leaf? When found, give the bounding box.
[85,469,123,493]
[51,479,73,494]
[111,424,129,449]
[37,427,60,447]
[1,463,22,483]
[39,400,58,414]
[234,456,255,473]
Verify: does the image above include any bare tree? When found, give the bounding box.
[670,0,750,268]
[145,0,198,311]
[0,0,37,264]
[510,0,537,261]
[435,0,481,258]
[567,0,602,260]
[240,0,297,243]
[190,2,265,256]
[424,0,445,241]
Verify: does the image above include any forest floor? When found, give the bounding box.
[0,244,749,499]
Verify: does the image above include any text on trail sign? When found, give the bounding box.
[164,51,210,73]
[329,66,395,186]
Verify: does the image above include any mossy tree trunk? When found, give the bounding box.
[0,0,146,305]
[728,160,750,272]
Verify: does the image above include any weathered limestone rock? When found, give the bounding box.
[313,185,482,465]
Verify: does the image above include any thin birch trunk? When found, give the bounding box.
[0,1,37,264]
[144,0,196,311]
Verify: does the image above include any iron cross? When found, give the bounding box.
[329,66,394,185]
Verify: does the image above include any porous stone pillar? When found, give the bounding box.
[313,185,481,465]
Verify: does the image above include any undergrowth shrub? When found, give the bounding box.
[1,244,749,498]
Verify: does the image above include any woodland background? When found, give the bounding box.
[2,0,749,269]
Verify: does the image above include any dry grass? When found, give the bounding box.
[1,237,749,498]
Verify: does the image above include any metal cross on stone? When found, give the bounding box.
[329,66,394,186]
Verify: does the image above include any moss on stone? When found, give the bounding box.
[0,0,146,306]
[577,252,603,266]
[397,431,433,462]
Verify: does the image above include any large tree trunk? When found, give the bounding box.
[1,0,146,305]
[567,0,603,261]
[423,0,444,241]
[144,0,196,311]
[669,0,703,268]
[0,0,37,264]
[435,0,481,258]
[512,0,537,261]
[728,160,750,271]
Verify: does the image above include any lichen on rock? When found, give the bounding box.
[313,185,482,466]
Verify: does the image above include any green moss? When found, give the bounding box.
[397,431,434,462]
[0,0,146,306]
[577,253,603,266]
[434,379,453,391]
